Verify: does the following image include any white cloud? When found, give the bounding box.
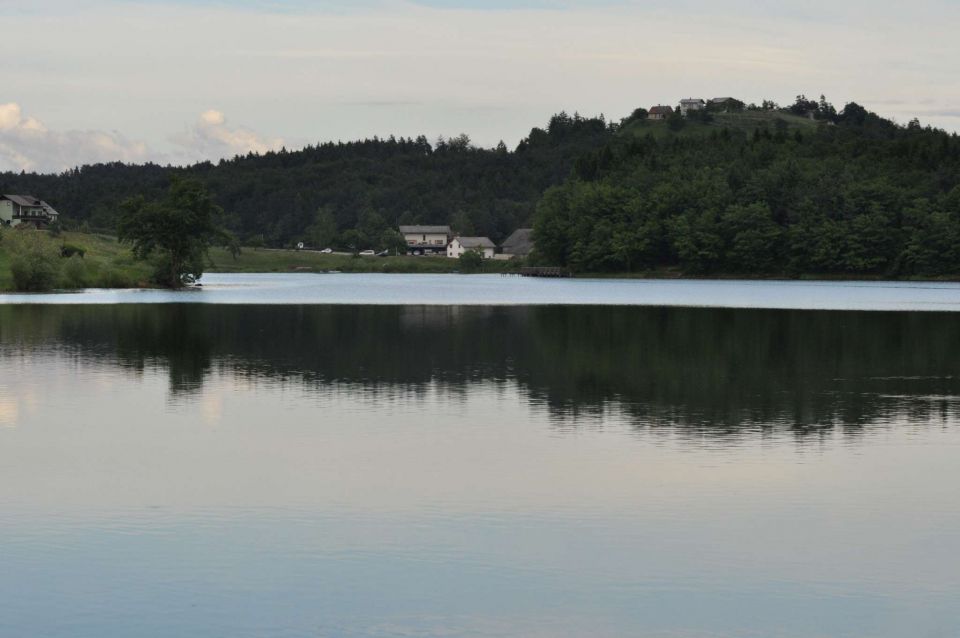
[172,109,286,162]
[0,103,287,173]
[0,102,151,173]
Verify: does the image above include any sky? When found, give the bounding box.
[1,0,959,173]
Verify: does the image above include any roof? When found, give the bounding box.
[501,228,534,255]
[399,225,452,235]
[680,98,706,104]
[41,201,61,217]
[2,194,43,207]
[711,97,736,103]
[649,105,673,115]
[456,236,495,249]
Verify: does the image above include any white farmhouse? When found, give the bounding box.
[399,225,452,255]
[447,236,495,259]
[0,194,61,227]
[679,98,706,116]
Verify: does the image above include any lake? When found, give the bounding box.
[0,272,959,310]
[1,276,959,637]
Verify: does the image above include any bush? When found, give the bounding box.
[8,231,62,291]
[458,250,484,273]
[60,255,89,288]
[60,243,86,259]
[99,267,139,289]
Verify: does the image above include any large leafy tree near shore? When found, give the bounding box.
[118,179,236,288]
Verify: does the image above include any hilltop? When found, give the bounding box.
[534,99,960,278]
[621,109,818,140]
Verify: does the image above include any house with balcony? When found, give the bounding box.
[400,225,452,255]
[0,195,61,227]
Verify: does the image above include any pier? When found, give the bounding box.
[520,267,572,278]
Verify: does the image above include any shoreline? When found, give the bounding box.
[2,232,959,293]
[3,266,960,294]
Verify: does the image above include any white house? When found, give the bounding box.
[399,225,452,255]
[679,98,706,116]
[0,194,61,227]
[447,236,495,259]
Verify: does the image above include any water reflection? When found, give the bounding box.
[3,304,960,638]
[2,304,959,438]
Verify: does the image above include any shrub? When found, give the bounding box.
[99,267,139,289]
[458,250,484,273]
[8,231,61,291]
[61,255,89,288]
[60,243,87,259]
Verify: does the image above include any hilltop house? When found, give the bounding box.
[679,98,706,116]
[400,225,452,255]
[447,236,496,259]
[648,105,674,121]
[0,195,61,227]
[500,228,534,259]
[709,97,744,112]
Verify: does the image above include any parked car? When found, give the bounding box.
[359,250,375,256]
[377,250,390,257]
[320,248,333,254]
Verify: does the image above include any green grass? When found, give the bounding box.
[0,229,152,291]
[207,248,520,275]
[0,230,521,291]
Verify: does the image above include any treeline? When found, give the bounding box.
[0,113,614,249]
[534,101,960,276]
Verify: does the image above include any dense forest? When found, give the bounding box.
[0,115,614,249]
[3,96,960,276]
[535,99,960,276]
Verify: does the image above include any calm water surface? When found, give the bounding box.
[1,279,959,637]
[0,272,959,310]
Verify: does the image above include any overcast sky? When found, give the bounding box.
[1,0,958,173]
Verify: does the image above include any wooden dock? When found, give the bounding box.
[520,267,571,278]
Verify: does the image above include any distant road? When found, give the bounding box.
[257,248,353,256]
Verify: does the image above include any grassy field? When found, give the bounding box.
[207,247,521,274]
[0,230,153,291]
[0,230,520,291]
[1,230,956,290]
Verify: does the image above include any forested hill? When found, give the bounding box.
[0,114,614,248]
[5,98,960,277]
[534,101,960,277]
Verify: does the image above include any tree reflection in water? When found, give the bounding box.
[1,304,958,440]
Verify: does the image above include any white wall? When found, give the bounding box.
[448,240,494,259]
[0,201,13,225]
[405,233,448,246]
